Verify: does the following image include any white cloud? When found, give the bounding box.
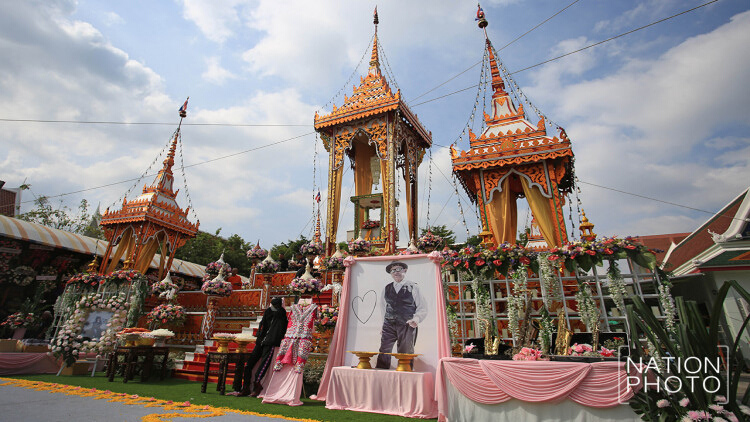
[179,0,245,43]
[202,56,237,85]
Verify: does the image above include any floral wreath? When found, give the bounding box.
[51,293,129,367]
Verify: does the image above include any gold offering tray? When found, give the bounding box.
[347,351,379,369]
[386,353,420,372]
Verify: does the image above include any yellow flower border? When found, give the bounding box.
[0,377,322,422]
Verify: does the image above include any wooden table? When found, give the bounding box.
[106,346,170,383]
[201,351,253,395]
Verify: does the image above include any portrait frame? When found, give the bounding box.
[314,253,452,400]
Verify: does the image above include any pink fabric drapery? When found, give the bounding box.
[313,253,451,405]
[0,352,60,375]
[437,358,640,420]
[325,367,437,418]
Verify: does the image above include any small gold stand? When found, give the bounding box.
[387,353,420,372]
[348,351,378,369]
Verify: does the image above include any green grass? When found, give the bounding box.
[5,373,426,422]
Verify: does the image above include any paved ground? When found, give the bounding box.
[0,380,301,422]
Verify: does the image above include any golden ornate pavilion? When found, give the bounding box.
[314,14,431,255]
[98,118,199,277]
[451,39,574,247]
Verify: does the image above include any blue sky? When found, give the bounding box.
[1,0,749,251]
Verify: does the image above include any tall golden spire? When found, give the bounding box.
[369,8,380,75]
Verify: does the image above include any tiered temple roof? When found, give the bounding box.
[452,40,572,173]
[314,35,431,147]
[101,132,199,236]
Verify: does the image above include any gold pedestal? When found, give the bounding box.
[387,353,420,372]
[348,351,378,369]
[234,340,252,353]
[212,338,231,353]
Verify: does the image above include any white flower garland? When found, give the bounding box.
[575,283,600,331]
[52,293,129,366]
[472,279,493,336]
[606,261,628,316]
[507,269,528,343]
[538,253,561,306]
[658,283,677,334]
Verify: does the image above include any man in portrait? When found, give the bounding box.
[376,261,427,369]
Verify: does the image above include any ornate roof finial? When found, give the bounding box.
[369,25,380,74]
[486,39,506,94]
[476,4,488,29]
[178,97,189,118]
[373,6,379,26]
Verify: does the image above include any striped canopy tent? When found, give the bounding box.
[0,214,205,279]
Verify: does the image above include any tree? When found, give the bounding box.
[173,231,252,275]
[19,196,101,237]
[270,236,309,271]
[420,224,456,248]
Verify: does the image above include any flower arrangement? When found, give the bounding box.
[146,328,175,338]
[12,266,36,286]
[146,303,186,327]
[51,293,129,366]
[104,269,146,286]
[234,332,256,341]
[325,255,346,271]
[568,343,594,356]
[361,219,380,229]
[513,347,546,361]
[290,277,323,295]
[65,272,105,289]
[201,278,232,297]
[246,244,269,261]
[202,260,231,281]
[256,259,280,274]
[315,305,338,331]
[547,236,658,273]
[212,332,235,340]
[150,278,179,298]
[348,238,371,254]
[417,231,444,251]
[299,241,324,257]
[440,243,538,279]
[464,344,478,354]
[1,311,36,329]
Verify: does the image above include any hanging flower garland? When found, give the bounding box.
[51,293,129,366]
[506,268,528,343]
[658,282,677,335]
[606,261,628,316]
[575,282,599,331]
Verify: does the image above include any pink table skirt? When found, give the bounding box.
[437,358,638,418]
[0,352,60,375]
[325,367,438,418]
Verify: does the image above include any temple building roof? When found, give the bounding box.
[314,33,431,147]
[101,131,199,236]
[452,40,573,172]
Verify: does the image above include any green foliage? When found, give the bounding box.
[174,232,252,275]
[270,236,309,271]
[626,280,749,420]
[465,235,481,247]
[19,197,100,237]
[420,225,456,247]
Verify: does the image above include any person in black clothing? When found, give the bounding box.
[237,297,288,397]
